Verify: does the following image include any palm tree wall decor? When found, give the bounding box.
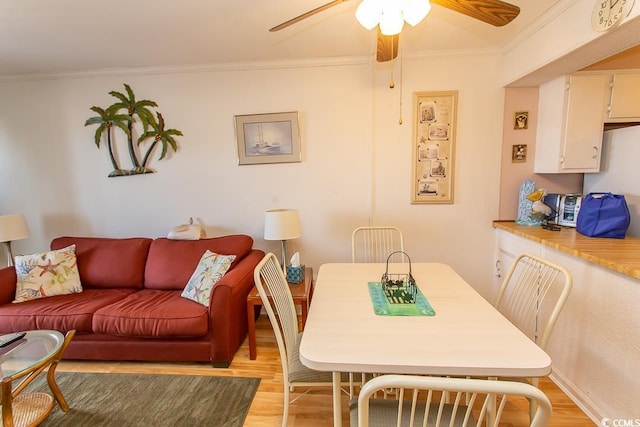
[84,106,131,177]
[85,84,183,177]
[139,112,183,169]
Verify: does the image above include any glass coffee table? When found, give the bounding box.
[0,330,74,427]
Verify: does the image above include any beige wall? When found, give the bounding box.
[0,51,505,300]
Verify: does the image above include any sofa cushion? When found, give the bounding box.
[13,244,82,303]
[0,289,137,334]
[144,236,253,290]
[51,237,153,289]
[92,289,209,338]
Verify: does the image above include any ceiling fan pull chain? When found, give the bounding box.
[389,35,395,88]
[398,50,403,125]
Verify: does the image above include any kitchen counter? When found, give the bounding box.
[493,220,640,280]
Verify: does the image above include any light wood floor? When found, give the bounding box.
[58,315,596,426]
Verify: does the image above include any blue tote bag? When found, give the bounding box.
[576,193,630,239]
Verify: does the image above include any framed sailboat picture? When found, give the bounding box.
[234,112,301,165]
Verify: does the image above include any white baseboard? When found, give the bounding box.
[549,369,603,425]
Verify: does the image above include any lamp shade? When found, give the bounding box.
[0,214,30,243]
[264,209,302,241]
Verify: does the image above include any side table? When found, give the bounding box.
[1,329,75,427]
[246,266,313,360]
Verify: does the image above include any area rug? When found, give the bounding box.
[29,372,260,427]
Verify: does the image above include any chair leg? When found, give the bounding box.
[282,383,290,427]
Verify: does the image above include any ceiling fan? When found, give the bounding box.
[269,0,520,62]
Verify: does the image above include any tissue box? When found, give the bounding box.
[286,265,305,284]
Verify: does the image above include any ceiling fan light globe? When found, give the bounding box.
[379,14,404,35]
[403,0,431,27]
[379,0,404,35]
[356,0,381,30]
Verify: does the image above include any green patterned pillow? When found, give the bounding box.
[181,250,235,306]
[13,244,83,303]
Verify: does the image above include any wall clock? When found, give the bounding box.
[592,0,636,32]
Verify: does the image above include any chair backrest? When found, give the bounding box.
[253,253,299,379]
[352,226,405,263]
[353,374,552,427]
[495,253,573,350]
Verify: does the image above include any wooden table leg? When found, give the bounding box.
[247,298,258,360]
[2,379,14,427]
[47,362,69,412]
[48,329,76,412]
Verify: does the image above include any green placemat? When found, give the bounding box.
[368,282,436,316]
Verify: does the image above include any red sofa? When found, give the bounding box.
[0,235,264,367]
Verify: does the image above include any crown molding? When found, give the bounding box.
[0,55,372,82]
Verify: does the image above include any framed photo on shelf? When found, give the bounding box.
[412,91,458,204]
[234,111,301,165]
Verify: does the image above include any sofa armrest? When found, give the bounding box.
[207,249,265,364]
[0,266,17,304]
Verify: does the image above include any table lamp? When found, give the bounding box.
[264,209,301,270]
[0,214,30,267]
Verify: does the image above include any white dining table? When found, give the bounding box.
[299,262,552,427]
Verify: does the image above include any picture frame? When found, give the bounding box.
[234,112,301,165]
[514,111,529,129]
[412,91,458,204]
[512,144,527,163]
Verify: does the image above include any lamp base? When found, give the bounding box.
[2,241,14,267]
[279,240,287,271]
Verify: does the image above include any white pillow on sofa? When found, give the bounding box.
[181,250,235,306]
[13,244,83,303]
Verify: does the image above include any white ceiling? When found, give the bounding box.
[0,0,563,77]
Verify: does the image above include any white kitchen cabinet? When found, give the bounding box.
[607,71,640,121]
[534,74,609,173]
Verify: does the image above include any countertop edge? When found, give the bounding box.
[493,221,640,280]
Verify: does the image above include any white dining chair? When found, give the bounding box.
[350,374,552,427]
[352,226,405,263]
[351,225,407,389]
[253,253,353,427]
[496,252,573,353]
[495,252,572,419]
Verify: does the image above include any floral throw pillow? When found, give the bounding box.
[181,250,235,306]
[13,244,83,303]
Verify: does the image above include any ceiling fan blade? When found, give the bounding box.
[376,29,399,62]
[270,0,350,32]
[431,0,520,27]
